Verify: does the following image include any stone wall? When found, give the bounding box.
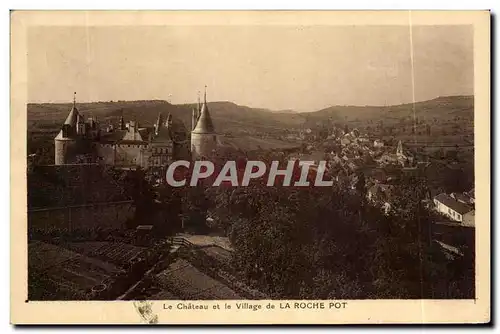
[191,133,217,159]
[54,139,77,165]
[96,144,116,165]
[462,210,475,227]
[28,201,135,231]
[115,144,143,166]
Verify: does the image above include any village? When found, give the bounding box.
[259,122,476,228]
[26,91,475,301]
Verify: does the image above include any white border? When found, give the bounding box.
[3,1,498,333]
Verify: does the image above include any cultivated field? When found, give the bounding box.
[28,242,124,300]
[154,258,241,300]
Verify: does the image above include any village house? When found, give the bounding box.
[358,134,370,143]
[340,133,353,147]
[450,191,475,206]
[373,139,384,148]
[433,193,475,226]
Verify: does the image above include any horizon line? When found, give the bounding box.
[27,94,474,113]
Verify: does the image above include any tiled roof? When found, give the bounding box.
[99,130,128,143]
[434,193,473,215]
[452,192,471,204]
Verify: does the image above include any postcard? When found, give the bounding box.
[11,10,490,324]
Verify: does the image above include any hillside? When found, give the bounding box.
[27,95,474,164]
[302,95,474,125]
[28,95,473,135]
[27,100,305,136]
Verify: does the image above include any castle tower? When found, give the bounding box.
[191,86,216,159]
[166,113,173,129]
[191,92,201,131]
[396,140,408,167]
[197,91,202,119]
[119,113,126,130]
[191,107,197,131]
[154,112,163,136]
[54,92,80,165]
[396,140,403,157]
[76,113,86,135]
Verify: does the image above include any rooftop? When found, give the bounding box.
[434,193,473,215]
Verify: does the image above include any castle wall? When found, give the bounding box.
[96,144,116,165]
[28,201,135,232]
[114,144,143,166]
[54,139,79,165]
[191,133,217,159]
[175,142,191,160]
[97,142,181,167]
[55,138,96,165]
[54,139,67,165]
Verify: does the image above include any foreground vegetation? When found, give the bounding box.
[183,177,474,299]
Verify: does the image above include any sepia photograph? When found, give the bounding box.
[10,10,490,324]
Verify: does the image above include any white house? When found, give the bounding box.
[341,135,352,147]
[434,193,474,226]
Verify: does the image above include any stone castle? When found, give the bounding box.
[54,90,217,167]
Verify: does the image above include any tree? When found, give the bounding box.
[182,185,211,234]
[209,169,473,299]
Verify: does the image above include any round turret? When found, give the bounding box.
[191,88,216,159]
[54,93,80,165]
[54,137,78,165]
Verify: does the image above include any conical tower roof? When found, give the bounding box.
[155,112,163,135]
[192,87,215,134]
[64,92,80,126]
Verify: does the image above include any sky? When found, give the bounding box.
[27,25,473,112]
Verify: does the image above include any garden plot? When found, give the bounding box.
[155,259,241,300]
